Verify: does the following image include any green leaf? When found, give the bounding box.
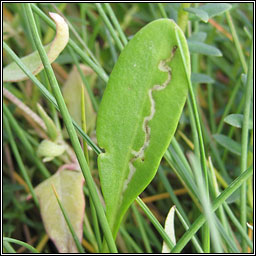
[183,7,209,22]
[3,12,69,82]
[191,73,215,84]
[224,114,253,129]
[34,169,85,253]
[199,3,232,18]
[188,32,207,42]
[37,103,59,141]
[188,41,222,56]
[213,134,241,155]
[162,205,176,253]
[37,139,66,162]
[96,19,190,238]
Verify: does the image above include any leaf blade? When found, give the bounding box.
[3,12,69,82]
[96,19,190,237]
[34,169,85,253]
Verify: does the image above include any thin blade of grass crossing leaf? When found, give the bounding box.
[162,205,176,253]
[3,12,69,82]
[34,169,85,253]
[51,184,85,253]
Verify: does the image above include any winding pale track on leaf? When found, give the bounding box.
[123,46,178,192]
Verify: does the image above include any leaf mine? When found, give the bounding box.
[123,46,178,192]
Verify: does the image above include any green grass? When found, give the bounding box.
[3,3,253,253]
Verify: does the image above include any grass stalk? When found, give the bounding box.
[171,165,253,253]
[239,42,253,251]
[3,115,39,207]
[157,3,168,18]
[95,3,124,51]
[226,11,248,73]
[51,184,85,253]
[104,3,128,45]
[24,4,117,252]
[3,103,51,178]
[131,204,152,253]
[3,241,16,253]
[30,3,109,83]
[3,237,39,253]
[3,42,101,155]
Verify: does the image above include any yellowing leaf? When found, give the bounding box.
[62,65,96,132]
[3,12,69,82]
[34,169,85,253]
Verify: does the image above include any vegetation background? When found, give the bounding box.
[3,2,253,253]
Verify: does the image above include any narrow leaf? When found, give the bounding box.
[188,41,222,56]
[96,19,190,237]
[37,103,58,141]
[199,3,232,18]
[34,169,85,253]
[188,32,207,42]
[224,114,253,129]
[162,205,176,253]
[191,73,215,84]
[213,134,241,155]
[184,7,209,22]
[3,12,69,82]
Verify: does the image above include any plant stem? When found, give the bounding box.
[3,42,101,155]
[175,28,210,252]
[24,4,117,252]
[3,103,51,178]
[3,115,39,208]
[171,165,253,253]
[52,184,85,253]
[3,237,39,253]
[30,3,109,83]
[177,3,191,32]
[132,204,152,253]
[226,11,248,73]
[239,42,253,252]
[104,3,128,45]
[157,3,168,18]
[95,3,124,51]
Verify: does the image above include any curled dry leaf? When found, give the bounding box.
[3,12,69,82]
[34,169,85,253]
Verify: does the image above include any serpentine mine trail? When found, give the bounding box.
[123,46,178,193]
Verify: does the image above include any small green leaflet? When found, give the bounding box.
[96,19,190,238]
